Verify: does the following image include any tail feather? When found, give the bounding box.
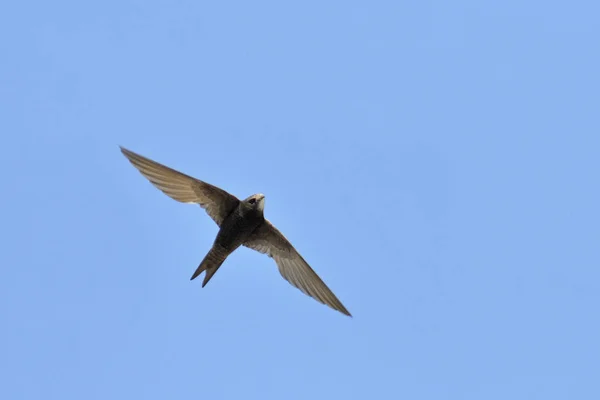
[191,245,229,287]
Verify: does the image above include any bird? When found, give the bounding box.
[120,146,351,317]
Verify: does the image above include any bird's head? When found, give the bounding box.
[243,193,265,212]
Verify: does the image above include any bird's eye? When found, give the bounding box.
[248,198,256,205]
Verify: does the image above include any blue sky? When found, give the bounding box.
[1,1,599,399]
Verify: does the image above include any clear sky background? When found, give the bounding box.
[1,1,599,399]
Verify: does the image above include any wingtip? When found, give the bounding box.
[333,302,352,317]
[119,146,131,159]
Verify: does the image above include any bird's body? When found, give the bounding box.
[193,194,266,286]
[120,146,351,317]
[215,197,264,250]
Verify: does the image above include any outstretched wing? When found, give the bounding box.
[244,220,351,316]
[120,147,239,226]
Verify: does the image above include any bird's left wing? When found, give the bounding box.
[120,147,239,226]
[243,220,351,316]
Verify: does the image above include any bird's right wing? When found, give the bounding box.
[243,220,351,316]
[120,147,239,226]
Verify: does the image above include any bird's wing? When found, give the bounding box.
[243,220,351,316]
[120,147,239,226]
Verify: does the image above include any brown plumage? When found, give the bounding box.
[120,147,351,317]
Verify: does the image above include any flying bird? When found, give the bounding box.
[120,147,351,317]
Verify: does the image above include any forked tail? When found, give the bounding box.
[190,245,229,287]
